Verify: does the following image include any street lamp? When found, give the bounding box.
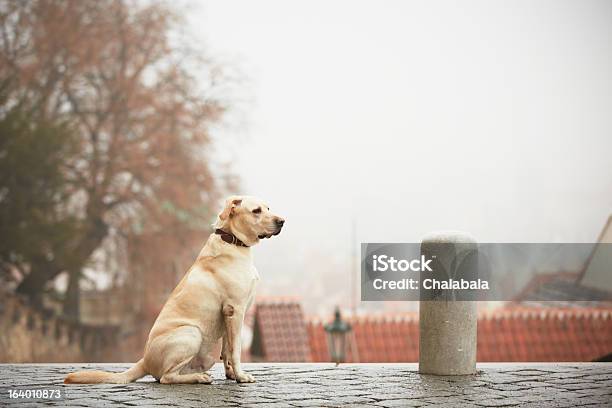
[324,307,352,366]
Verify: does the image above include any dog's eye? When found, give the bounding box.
[252,207,262,214]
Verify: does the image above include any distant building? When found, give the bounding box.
[580,216,612,293]
[248,300,611,363]
[249,299,312,362]
[514,215,612,308]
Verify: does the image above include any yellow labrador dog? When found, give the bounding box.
[65,196,284,384]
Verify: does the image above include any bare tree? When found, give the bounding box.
[0,0,235,317]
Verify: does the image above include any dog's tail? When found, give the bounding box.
[64,359,146,384]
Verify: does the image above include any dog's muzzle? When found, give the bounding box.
[258,218,284,239]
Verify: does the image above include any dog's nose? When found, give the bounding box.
[276,218,285,227]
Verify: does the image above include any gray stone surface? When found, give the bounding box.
[0,363,610,407]
[419,234,478,375]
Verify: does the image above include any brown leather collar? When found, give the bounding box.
[215,229,248,247]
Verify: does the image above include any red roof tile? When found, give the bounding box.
[308,308,612,363]
[250,299,312,362]
[308,314,420,363]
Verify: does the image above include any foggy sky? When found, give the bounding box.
[186,0,612,313]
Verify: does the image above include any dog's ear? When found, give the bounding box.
[219,198,243,220]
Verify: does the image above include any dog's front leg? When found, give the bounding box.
[222,303,254,383]
[221,335,235,380]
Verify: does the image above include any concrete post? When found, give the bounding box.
[419,232,477,375]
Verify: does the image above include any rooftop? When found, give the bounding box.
[250,300,612,363]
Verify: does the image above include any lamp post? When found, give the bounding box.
[324,307,351,366]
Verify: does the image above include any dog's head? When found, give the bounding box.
[214,195,285,246]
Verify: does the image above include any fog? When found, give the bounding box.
[187,0,612,314]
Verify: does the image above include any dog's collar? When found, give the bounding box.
[215,229,248,247]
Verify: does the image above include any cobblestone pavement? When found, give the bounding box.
[0,363,610,407]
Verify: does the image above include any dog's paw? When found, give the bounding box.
[235,371,255,383]
[225,368,236,380]
[196,373,213,384]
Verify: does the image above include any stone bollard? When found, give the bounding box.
[419,232,478,375]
